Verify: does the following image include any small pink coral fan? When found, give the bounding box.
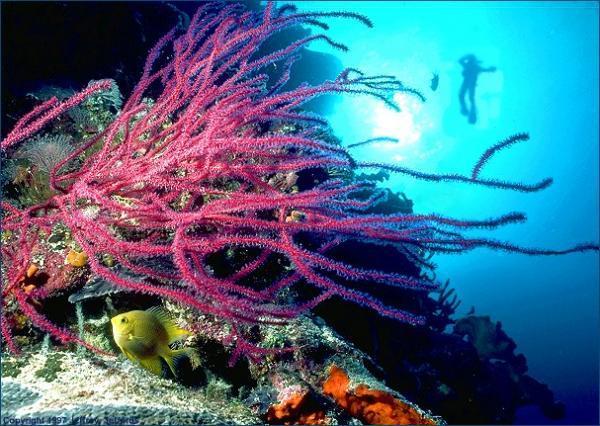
[1,2,597,360]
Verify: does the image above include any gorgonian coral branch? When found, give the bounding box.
[1,1,598,359]
[348,137,400,149]
[1,80,113,151]
[359,161,553,193]
[471,132,530,179]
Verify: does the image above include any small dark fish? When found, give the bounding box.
[430,73,439,91]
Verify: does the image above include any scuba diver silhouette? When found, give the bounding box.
[458,54,496,124]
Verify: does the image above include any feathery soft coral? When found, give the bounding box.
[1,2,597,359]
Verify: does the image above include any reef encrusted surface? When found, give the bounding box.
[1,351,259,425]
[1,272,564,425]
[1,312,442,426]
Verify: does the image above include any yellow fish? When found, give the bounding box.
[111,307,199,377]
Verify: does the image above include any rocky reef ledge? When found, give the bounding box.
[1,313,442,425]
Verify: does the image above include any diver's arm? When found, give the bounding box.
[481,66,497,72]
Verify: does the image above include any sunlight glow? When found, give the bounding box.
[366,92,436,163]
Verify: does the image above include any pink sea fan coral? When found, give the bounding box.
[1,2,597,360]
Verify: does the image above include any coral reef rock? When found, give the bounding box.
[1,311,443,426]
[1,351,259,425]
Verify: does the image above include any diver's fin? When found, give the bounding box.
[163,347,201,377]
[146,306,190,343]
[139,356,164,376]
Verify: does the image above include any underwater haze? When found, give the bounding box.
[295,1,599,424]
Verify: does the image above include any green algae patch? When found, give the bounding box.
[1,353,31,378]
[34,352,65,382]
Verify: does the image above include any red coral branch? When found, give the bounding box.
[1,80,113,151]
[1,2,597,359]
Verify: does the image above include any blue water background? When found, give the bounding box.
[293,1,599,424]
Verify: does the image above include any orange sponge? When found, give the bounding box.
[323,365,437,425]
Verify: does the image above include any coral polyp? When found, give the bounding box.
[0,2,597,362]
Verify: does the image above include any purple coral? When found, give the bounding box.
[1,2,597,360]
